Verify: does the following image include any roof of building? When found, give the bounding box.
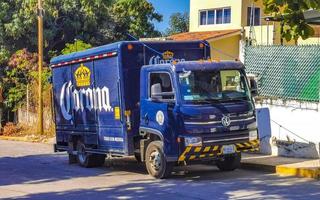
[169,29,241,41]
[312,25,320,37]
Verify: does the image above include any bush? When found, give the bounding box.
[2,122,22,136]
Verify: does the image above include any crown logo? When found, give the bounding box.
[74,64,91,87]
[162,51,174,60]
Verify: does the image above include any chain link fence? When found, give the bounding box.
[244,45,320,102]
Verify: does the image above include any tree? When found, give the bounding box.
[3,49,38,110]
[3,49,51,111]
[111,0,163,39]
[62,40,92,55]
[165,12,189,36]
[0,0,114,62]
[262,0,320,44]
[0,0,162,63]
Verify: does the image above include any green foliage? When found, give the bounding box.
[111,0,163,39]
[165,12,189,36]
[62,40,92,55]
[262,0,320,43]
[2,49,51,111]
[0,47,10,65]
[0,0,162,61]
[3,49,38,110]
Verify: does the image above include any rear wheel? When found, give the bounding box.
[216,153,241,171]
[76,141,105,168]
[145,141,173,179]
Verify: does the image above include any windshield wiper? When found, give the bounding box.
[223,96,249,102]
[204,98,223,103]
[190,100,212,104]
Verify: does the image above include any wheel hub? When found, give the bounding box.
[149,150,161,171]
[78,145,86,163]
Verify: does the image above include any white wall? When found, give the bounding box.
[244,25,274,45]
[256,100,320,143]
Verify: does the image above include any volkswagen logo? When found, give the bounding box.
[221,115,231,127]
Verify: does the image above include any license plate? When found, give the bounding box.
[222,145,236,154]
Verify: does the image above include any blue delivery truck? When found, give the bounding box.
[51,41,259,179]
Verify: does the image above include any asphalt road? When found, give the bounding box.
[0,140,319,200]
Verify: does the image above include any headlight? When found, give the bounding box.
[247,110,254,116]
[249,130,258,141]
[184,137,202,146]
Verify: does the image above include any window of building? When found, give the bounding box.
[207,10,215,24]
[200,11,207,25]
[216,9,223,24]
[247,7,260,26]
[199,7,231,25]
[223,8,231,23]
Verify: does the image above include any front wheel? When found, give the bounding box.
[145,141,173,179]
[216,153,241,171]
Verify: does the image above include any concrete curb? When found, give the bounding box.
[240,161,320,179]
[276,165,320,179]
[0,136,31,142]
[240,162,276,173]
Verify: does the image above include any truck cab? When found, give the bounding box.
[138,61,259,178]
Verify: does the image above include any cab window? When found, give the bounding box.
[149,72,174,100]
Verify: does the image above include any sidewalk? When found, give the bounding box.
[241,153,320,179]
[0,135,55,144]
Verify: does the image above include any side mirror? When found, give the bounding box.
[249,79,258,96]
[151,83,162,100]
[151,83,174,101]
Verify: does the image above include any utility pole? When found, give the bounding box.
[38,0,44,135]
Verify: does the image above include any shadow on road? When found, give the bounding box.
[8,171,320,200]
[0,153,109,186]
[1,152,320,200]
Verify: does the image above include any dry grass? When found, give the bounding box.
[2,122,55,143]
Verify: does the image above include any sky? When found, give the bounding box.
[148,0,189,33]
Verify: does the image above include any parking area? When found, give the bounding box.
[0,140,319,200]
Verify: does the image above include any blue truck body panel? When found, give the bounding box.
[51,41,210,156]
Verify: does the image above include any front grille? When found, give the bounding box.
[202,130,249,145]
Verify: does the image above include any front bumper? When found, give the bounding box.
[178,139,260,162]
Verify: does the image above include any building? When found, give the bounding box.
[169,0,320,60]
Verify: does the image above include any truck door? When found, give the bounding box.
[94,57,125,153]
[140,72,176,154]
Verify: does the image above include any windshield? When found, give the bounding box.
[178,69,251,103]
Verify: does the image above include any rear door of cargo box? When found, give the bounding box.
[52,64,75,143]
[94,56,125,153]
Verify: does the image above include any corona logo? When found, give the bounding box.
[162,51,174,60]
[75,64,91,87]
[149,51,186,65]
[60,81,113,120]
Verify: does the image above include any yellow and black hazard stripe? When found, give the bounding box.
[178,139,260,162]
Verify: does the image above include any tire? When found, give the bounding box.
[76,141,105,168]
[68,153,77,164]
[216,153,241,171]
[145,141,173,179]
